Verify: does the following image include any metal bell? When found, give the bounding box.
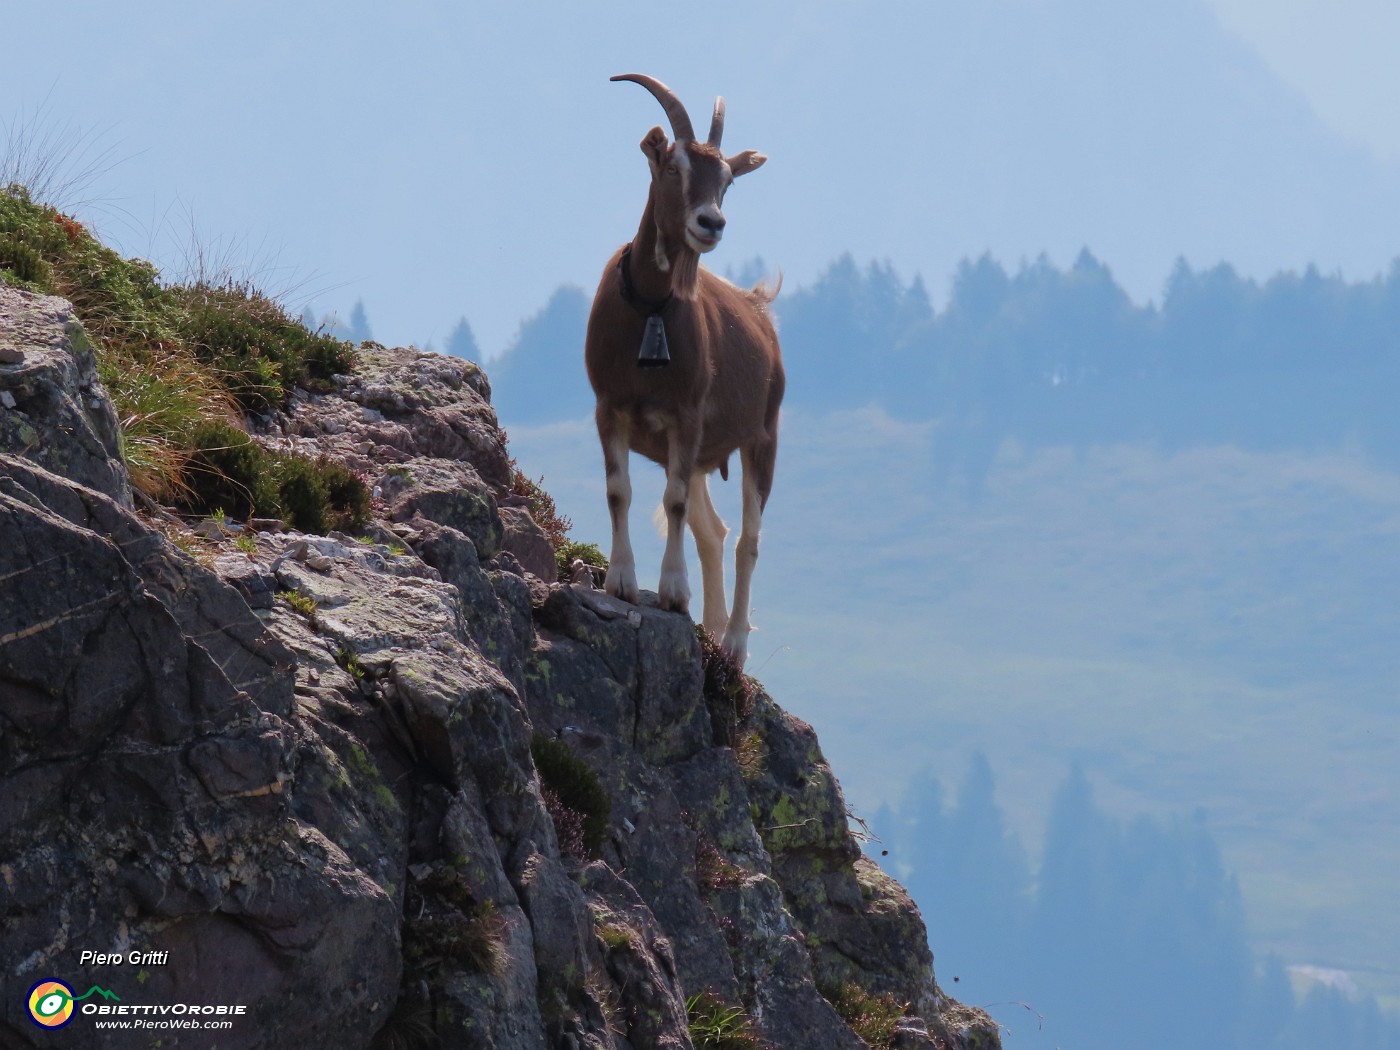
[637,314,670,367]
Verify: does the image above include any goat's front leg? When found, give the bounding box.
[599,411,638,603]
[658,422,699,614]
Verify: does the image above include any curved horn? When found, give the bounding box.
[610,73,695,143]
[708,97,725,148]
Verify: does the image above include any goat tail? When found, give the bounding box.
[750,269,783,306]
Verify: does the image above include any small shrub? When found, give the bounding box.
[686,991,764,1050]
[554,538,608,583]
[276,454,331,532]
[273,453,369,534]
[275,455,368,533]
[820,982,908,1050]
[0,234,50,286]
[182,420,281,521]
[531,733,610,858]
[318,457,370,532]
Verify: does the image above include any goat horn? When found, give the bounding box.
[708,97,725,148]
[611,73,695,143]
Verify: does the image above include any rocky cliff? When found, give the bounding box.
[0,279,1000,1050]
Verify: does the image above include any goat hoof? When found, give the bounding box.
[604,564,638,604]
[721,628,749,668]
[658,574,690,615]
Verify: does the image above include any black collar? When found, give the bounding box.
[618,244,673,317]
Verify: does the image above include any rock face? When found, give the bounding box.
[0,282,131,508]
[0,283,1000,1050]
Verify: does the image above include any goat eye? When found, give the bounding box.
[666,163,679,175]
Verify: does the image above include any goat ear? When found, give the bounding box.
[726,150,767,178]
[640,126,670,175]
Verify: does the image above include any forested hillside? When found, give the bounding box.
[487,252,1400,472]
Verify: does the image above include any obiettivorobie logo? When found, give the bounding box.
[23,974,246,1033]
[27,979,120,1029]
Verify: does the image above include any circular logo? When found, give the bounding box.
[28,979,76,1029]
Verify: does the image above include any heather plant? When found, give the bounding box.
[697,625,757,746]
[820,981,907,1049]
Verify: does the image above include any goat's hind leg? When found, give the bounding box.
[598,410,638,603]
[723,440,774,666]
[688,471,729,637]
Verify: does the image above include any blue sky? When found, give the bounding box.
[6,0,1400,355]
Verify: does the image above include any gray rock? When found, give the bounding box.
[500,503,558,582]
[0,282,131,506]
[0,460,398,1050]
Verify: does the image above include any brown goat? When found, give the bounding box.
[585,73,784,666]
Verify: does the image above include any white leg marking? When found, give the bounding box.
[602,426,638,604]
[723,464,763,666]
[657,430,692,614]
[688,472,729,637]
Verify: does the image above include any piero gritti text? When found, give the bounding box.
[78,949,170,966]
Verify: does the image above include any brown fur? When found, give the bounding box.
[585,243,783,501]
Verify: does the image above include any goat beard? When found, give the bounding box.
[651,228,701,301]
[670,244,701,300]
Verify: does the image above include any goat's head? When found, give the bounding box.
[611,73,766,259]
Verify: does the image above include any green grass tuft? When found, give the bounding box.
[278,590,318,619]
[686,991,764,1049]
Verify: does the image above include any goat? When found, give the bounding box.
[585,73,784,667]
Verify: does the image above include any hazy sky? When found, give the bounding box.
[1208,0,1400,160]
[6,0,1399,354]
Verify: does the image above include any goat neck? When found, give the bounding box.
[625,185,679,307]
[628,181,702,303]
